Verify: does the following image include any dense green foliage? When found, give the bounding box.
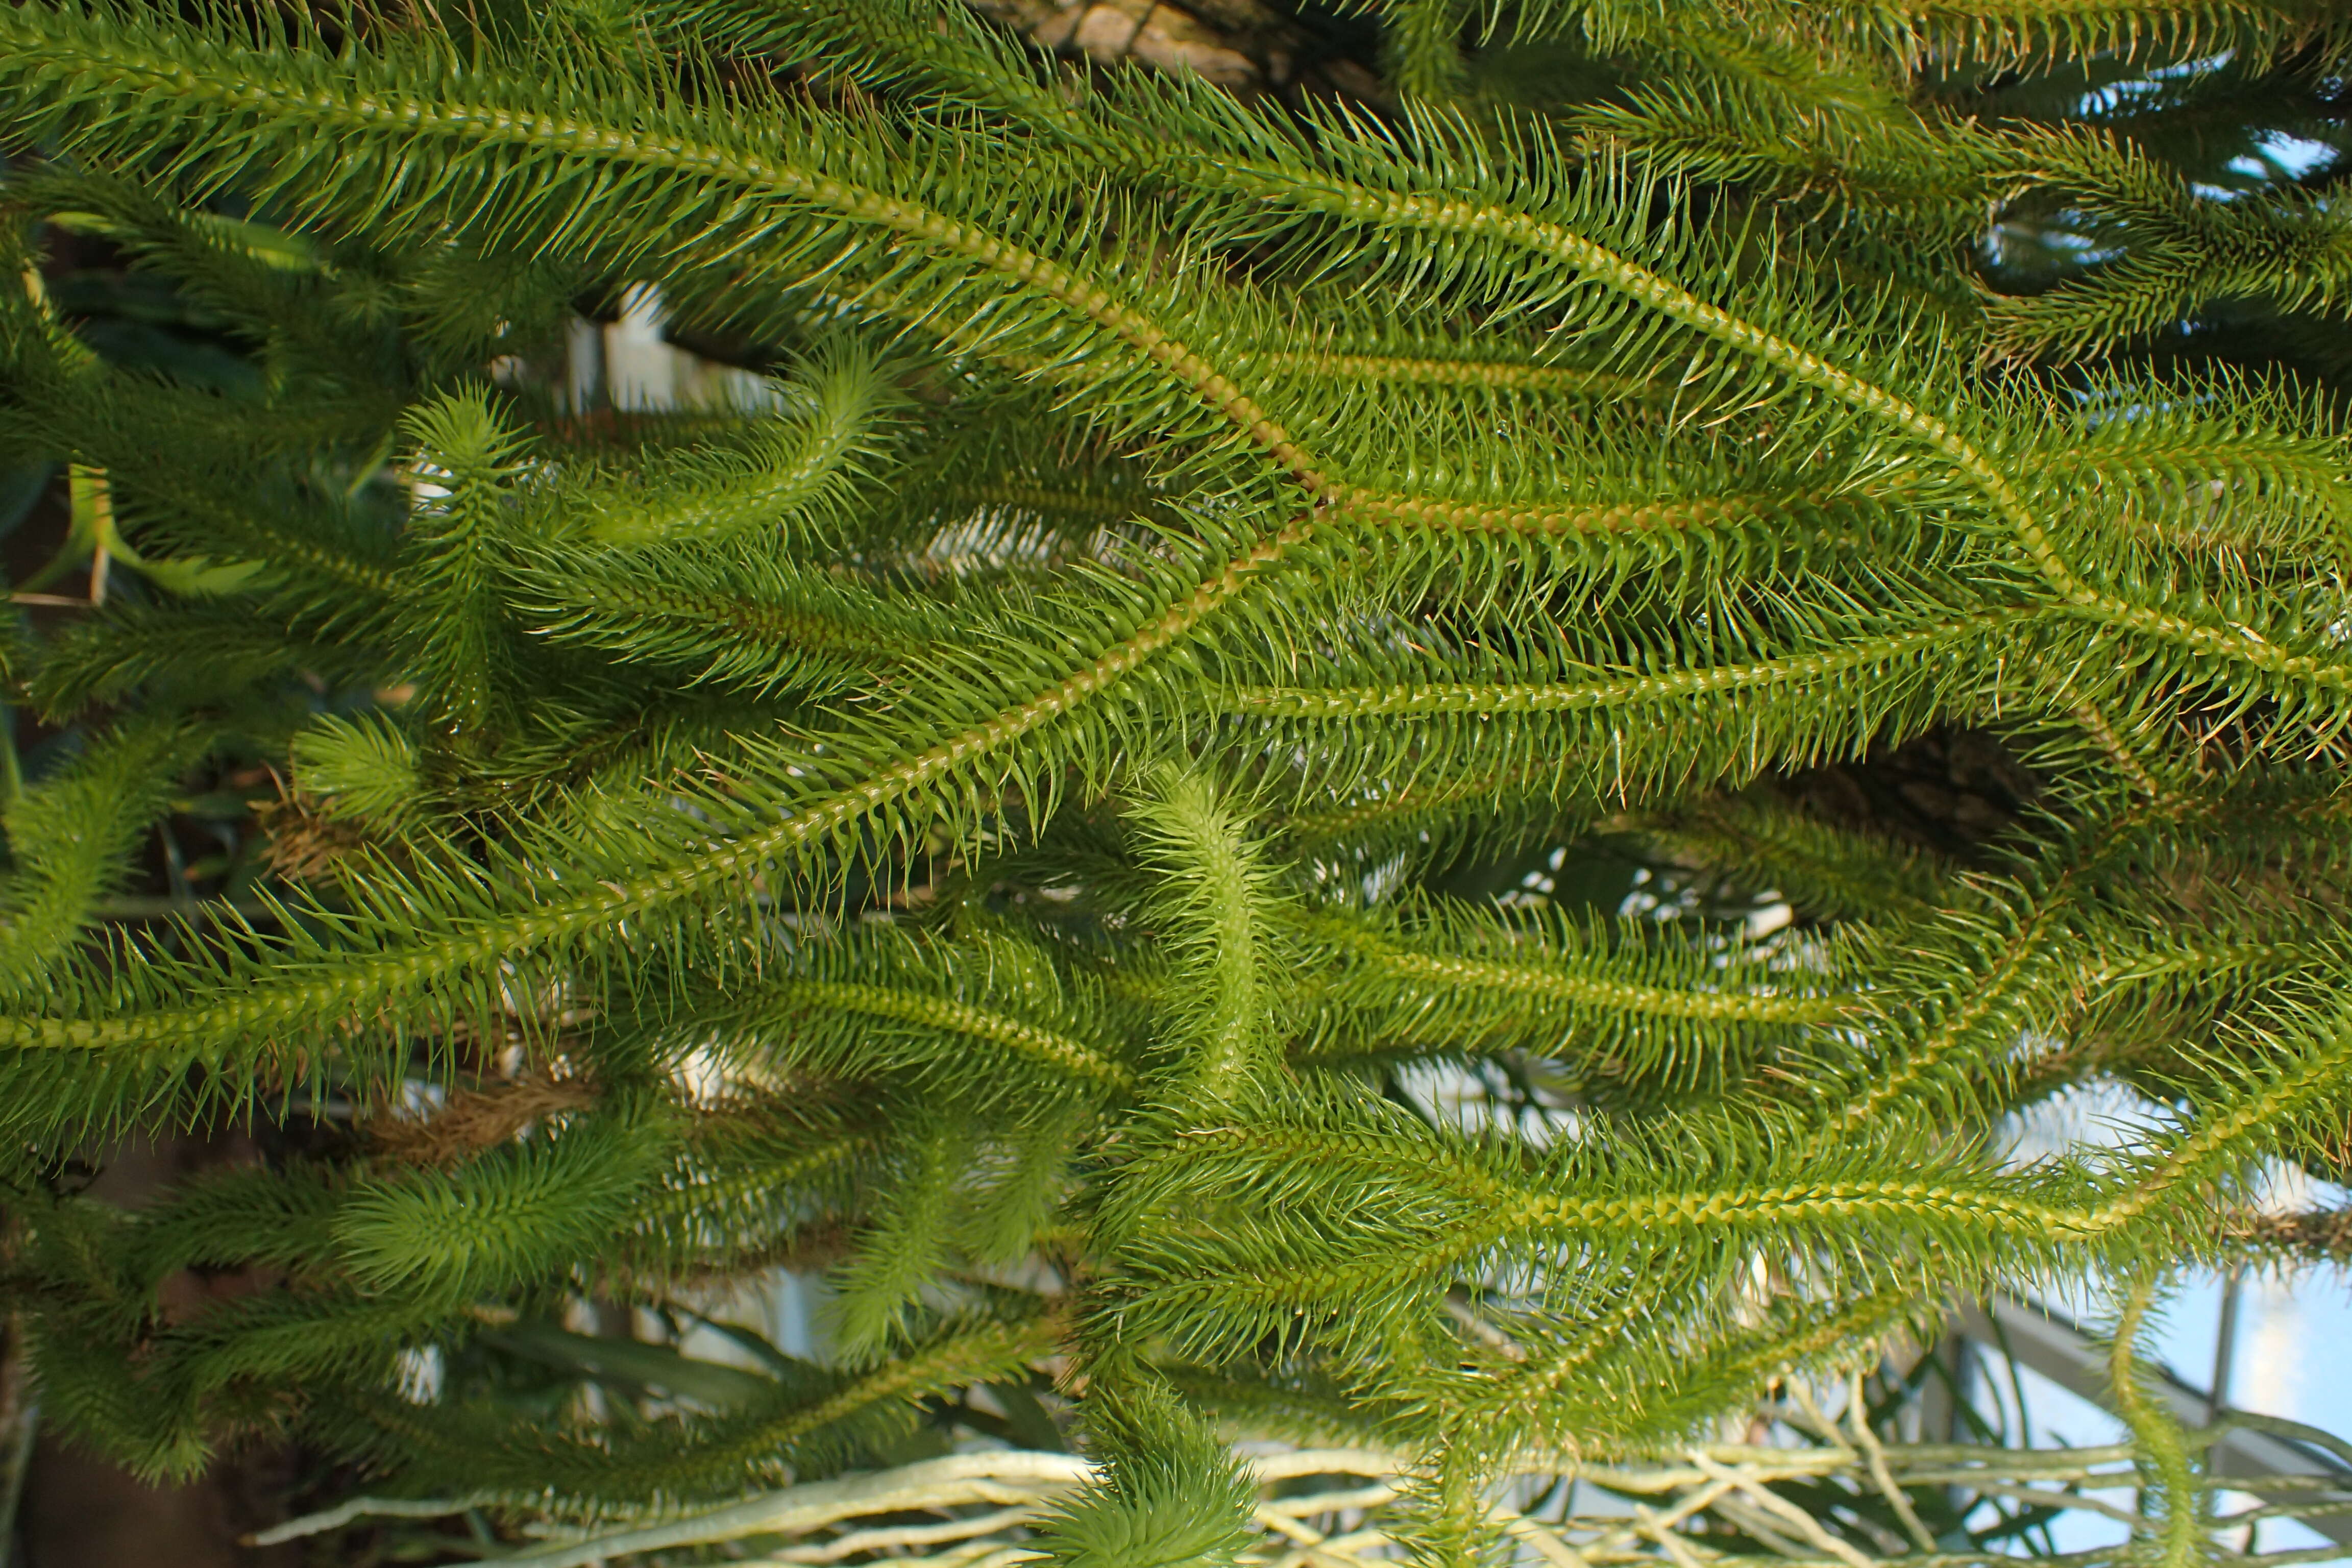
[2,0,2352,1560]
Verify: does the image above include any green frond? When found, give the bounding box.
[1991,127,2352,358]
[331,1106,677,1300]
[964,1104,1086,1264]
[716,922,1139,1100]
[508,536,947,697]
[396,384,535,736]
[1635,794,1954,921]
[1122,768,1290,1099]
[2024,369,2352,566]
[1094,1083,2109,1374]
[564,341,899,549]
[1865,0,2343,75]
[1380,0,1475,102]
[28,595,385,720]
[291,710,425,824]
[826,1112,973,1357]
[10,164,392,394]
[1290,896,1858,1098]
[1030,1382,1257,1568]
[0,717,204,995]
[26,1288,425,1480]
[658,0,1086,131]
[321,1310,1055,1506]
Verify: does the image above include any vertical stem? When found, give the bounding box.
[2112,1280,2205,1568]
[2210,1270,2242,1423]
[1938,1336,1977,1442]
